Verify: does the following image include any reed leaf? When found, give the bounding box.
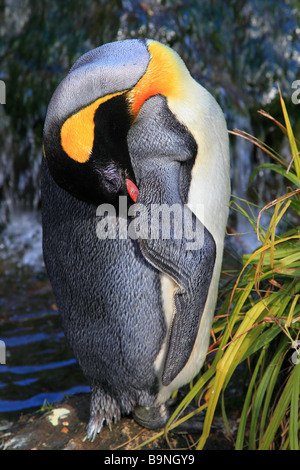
[235,348,266,450]
[249,164,300,188]
[289,361,300,450]
[248,341,288,449]
[278,85,300,179]
[258,362,299,450]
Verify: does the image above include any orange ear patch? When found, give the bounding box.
[127,40,186,120]
[61,90,127,163]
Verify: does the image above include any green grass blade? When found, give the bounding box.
[240,325,281,361]
[197,289,272,450]
[249,163,300,188]
[278,86,300,179]
[235,348,266,450]
[289,361,300,450]
[258,362,296,449]
[248,341,287,449]
[285,294,300,330]
[258,343,288,443]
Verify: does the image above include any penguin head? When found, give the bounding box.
[43,39,200,207]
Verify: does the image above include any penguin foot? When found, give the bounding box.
[133,400,206,434]
[132,403,169,430]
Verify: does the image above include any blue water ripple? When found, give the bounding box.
[0,358,77,374]
[0,385,91,412]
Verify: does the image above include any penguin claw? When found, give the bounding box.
[86,387,122,441]
[86,415,104,442]
[86,410,122,441]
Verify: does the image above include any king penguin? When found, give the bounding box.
[41,39,230,441]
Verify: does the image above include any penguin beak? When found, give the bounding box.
[135,164,216,386]
[126,178,139,203]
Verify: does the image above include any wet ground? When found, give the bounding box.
[0,392,235,450]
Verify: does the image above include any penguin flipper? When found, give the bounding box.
[137,169,216,386]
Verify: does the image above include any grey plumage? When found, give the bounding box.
[41,158,166,439]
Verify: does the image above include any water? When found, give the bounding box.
[0,213,90,421]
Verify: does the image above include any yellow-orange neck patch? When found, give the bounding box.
[61,91,127,163]
[127,40,187,120]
